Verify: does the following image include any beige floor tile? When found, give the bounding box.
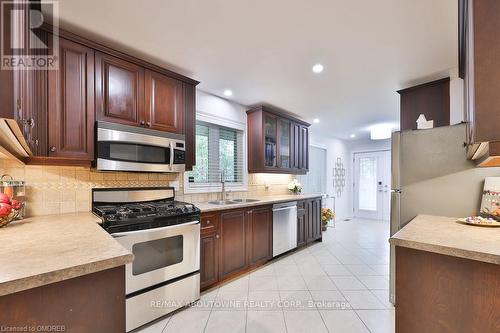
[356,309,395,333]
[204,311,246,333]
[331,276,367,290]
[342,290,386,310]
[320,310,370,333]
[246,311,286,333]
[283,310,328,333]
[163,310,210,333]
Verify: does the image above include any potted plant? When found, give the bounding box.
[321,208,335,231]
[287,179,302,195]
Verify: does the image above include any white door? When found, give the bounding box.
[353,150,391,220]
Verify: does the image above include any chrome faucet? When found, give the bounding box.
[220,170,226,201]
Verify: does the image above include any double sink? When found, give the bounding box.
[208,198,261,206]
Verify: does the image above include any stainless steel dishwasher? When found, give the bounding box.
[272,201,298,257]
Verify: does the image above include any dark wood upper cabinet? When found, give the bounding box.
[95,51,145,127]
[47,37,95,160]
[397,78,450,131]
[247,206,272,266]
[145,70,184,133]
[247,105,310,174]
[461,0,500,166]
[184,83,196,171]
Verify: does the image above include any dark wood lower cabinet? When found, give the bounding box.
[247,206,273,266]
[297,197,322,247]
[219,210,248,280]
[200,205,273,290]
[0,266,125,333]
[396,246,500,333]
[200,199,322,290]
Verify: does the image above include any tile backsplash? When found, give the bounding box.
[0,160,292,217]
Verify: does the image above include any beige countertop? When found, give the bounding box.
[389,215,500,265]
[0,212,133,296]
[196,193,324,213]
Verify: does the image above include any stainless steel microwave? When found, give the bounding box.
[95,121,186,173]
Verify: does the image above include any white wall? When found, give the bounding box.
[196,89,247,125]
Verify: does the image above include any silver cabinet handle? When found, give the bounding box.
[216,234,220,239]
[206,220,211,224]
[49,146,57,152]
[140,120,145,126]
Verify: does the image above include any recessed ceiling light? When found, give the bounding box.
[223,89,233,97]
[313,118,320,124]
[350,134,356,138]
[312,64,324,73]
[370,124,393,140]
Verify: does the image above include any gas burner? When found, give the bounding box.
[92,188,200,233]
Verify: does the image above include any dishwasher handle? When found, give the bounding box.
[272,206,297,212]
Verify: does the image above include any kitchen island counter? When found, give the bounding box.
[0,212,133,296]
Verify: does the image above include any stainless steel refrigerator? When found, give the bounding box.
[389,123,500,304]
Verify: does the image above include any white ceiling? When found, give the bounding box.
[45,0,458,140]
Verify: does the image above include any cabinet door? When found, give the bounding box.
[200,213,219,289]
[247,206,272,266]
[305,200,316,244]
[200,233,219,290]
[300,125,309,171]
[47,37,94,159]
[291,123,301,170]
[278,119,291,169]
[95,51,144,127]
[264,113,278,168]
[184,83,196,171]
[144,70,184,133]
[219,210,247,280]
[297,211,307,247]
[312,198,323,241]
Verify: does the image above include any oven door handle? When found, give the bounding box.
[111,220,200,238]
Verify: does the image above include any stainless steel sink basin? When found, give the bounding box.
[231,198,261,203]
[208,200,237,205]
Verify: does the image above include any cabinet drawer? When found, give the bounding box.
[201,213,219,234]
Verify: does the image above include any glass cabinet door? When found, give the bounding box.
[278,119,291,168]
[264,114,277,167]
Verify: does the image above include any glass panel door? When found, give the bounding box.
[264,114,277,167]
[353,150,392,220]
[278,119,291,168]
[358,156,377,211]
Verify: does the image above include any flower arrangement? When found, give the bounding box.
[287,179,302,195]
[321,208,335,231]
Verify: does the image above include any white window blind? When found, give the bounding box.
[187,121,244,189]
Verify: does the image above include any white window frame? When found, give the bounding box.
[183,111,248,194]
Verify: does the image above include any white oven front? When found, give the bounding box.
[112,220,200,295]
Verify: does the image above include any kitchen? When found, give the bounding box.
[0,0,500,333]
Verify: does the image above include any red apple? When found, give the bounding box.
[0,203,12,217]
[0,193,10,204]
[11,199,22,210]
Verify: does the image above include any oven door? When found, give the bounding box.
[112,221,200,295]
[96,126,185,173]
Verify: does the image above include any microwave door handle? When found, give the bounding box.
[170,142,174,169]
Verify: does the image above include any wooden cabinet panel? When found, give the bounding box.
[397,78,450,131]
[297,210,307,247]
[47,37,94,160]
[200,234,219,290]
[0,266,125,333]
[184,83,196,171]
[247,106,310,174]
[219,210,247,280]
[95,51,144,127]
[247,206,272,266]
[298,198,322,248]
[145,70,184,133]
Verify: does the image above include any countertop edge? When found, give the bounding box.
[198,194,324,213]
[0,253,134,297]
